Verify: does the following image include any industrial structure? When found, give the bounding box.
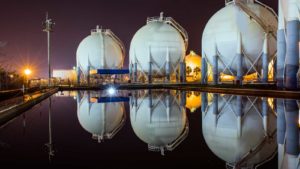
[130,90,188,155]
[277,0,300,89]
[129,12,188,83]
[76,26,126,85]
[202,93,277,168]
[201,0,278,85]
[52,69,77,84]
[76,91,126,143]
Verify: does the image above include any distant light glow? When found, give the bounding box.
[299,112,300,128]
[107,87,116,96]
[24,68,32,76]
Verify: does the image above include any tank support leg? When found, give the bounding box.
[134,62,137,82]
[212,55,218,85]
[262,97,268,135]
[277,99,285,145]
[201,56,207,85]
[277,29,286,88]
[148,62,152,84]
[213,94,218,127]
[180,91,186,107]
[166,61,171,82]
[236,95,242,137]
[236,53,243,85]
[76,66,80,86]
[201,92,208,115]
[87,66,90,86]
[262,34,269,83]
[285,20,299,89]
[180,61,186,83]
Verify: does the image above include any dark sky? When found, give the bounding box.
[0,0,277,77]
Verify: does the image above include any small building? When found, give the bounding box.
[52,69,77,84]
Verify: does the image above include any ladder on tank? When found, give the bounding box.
[105,29,126,66]
[147,13,189,50]
[226,0,278,39]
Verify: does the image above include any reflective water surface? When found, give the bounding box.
[0,89,299,168]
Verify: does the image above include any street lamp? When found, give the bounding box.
[43,12,55,87]
[24,68,31,88]
[24,69,31,76]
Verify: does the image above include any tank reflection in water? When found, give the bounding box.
[277,99,300,169]
[76,90,127,143]
[201,93,277,169]
[130,90,189,155]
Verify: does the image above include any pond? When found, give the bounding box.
[0,89,298,168]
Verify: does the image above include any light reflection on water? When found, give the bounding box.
[0,90,299,169]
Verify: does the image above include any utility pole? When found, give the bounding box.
[43,13,55,87]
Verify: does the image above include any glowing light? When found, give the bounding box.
[299,112,300,128]
[24,68,32,76]
[107,87,116,96]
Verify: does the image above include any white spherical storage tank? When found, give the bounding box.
[77,91,125,142]
[202,94,277,168]
[202,0,277,84]
[76,26,125,77]
[130,90,188,155]
[129,12,188,83]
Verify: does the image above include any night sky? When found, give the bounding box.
[0,0,277,77]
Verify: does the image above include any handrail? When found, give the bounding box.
[90,27,126,68]
[235,1,277,40]
[105,29,126,67]
[147,16,189,50]
[254,0,278,18]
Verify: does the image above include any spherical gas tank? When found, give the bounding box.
[130,90,188,150]
[185,51,201,82]
[77,92,125,140]
[77,26,125,75]
[130,13,187,76]
[202,95,277,168]
[202,1,277,76]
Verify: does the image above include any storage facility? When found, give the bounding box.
[76,26,126,85]
[129,12,188,83]
[202,0,278,85]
